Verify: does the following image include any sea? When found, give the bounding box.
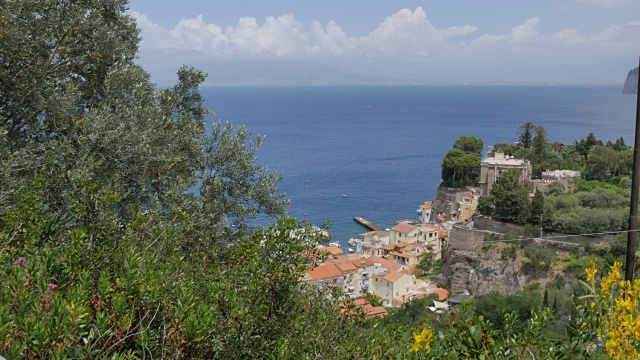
[203,85,637,247]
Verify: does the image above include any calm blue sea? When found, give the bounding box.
[203,85,637,246]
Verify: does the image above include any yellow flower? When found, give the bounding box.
[411,327,433,354]
[586,266,597,283]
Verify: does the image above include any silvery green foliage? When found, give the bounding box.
[0,2,287,248]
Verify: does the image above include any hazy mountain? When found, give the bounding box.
[623,67,638,94]
[140,55,424,86]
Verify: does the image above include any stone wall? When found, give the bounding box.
[473,217,613,246]
[473,217,526,236]
[449,225,484,252]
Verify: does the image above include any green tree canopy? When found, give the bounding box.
[492,169,531,224]
[453,136,484,155]
[530,191,544,226]
[517,122,535,149]
[441,148,480,188]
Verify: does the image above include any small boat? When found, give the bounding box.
[341,194,348,198]
[328,242,340,247]
[348,238,357,247]
[348,248,355,253]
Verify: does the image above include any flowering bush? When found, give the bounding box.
[581,260,640,360]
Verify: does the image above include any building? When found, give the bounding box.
[303,254,448,308]
[418,225,440,249]
[389,223,420,244]
[479,152,532,196]
[417,201,433,225]
[327,258,368,297]
[302,263,345,291]
[372,269,413,307]
[357,230,390,257]
[339,298,388,319]
[303,259,370,299]
[458,193,480,223]
[541,170,581,192]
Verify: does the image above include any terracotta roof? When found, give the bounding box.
[390,251,416,259]
[383,244,396,251]
[366,256,404,272]
[419,226,438,234]
[321,246,344,256]
[422,224,448,238]
[462,197,473,201]
[420,201,432,209]
[382,270,410,283]
[366,306,388,319]
[306,264,344,280]
[329,259,359,272]
[353,298,368,307]
[403,244,419,252]
[339,299,388,319]
[396,241,410,248]
[433,288,449,301]
[391,223,419,234]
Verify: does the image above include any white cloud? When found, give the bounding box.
[131,7,477,59]
[552,25,622,45]
[576,0,632,8]
[510,17,541,43]
[132,7,640,69]
[468,17,541,50]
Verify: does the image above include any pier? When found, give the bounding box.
[353,216,383,232]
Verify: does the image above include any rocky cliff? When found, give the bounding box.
[440,248,530,296]
[623,67,638,94]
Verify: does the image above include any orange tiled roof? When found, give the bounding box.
[353,298,368,307]
[403,244,419,252]
[382,244,396,251]
[419,226,438,233]
[366,306,388,319]
[420,201,432,209]
[321,246,344,256]
[382,270,409,283]
[330,259,359,272]
[365,256,405,272]
[306,263,343,280]
[339,299,388,319]
[391,223,419,234]
[390,251,416,259]
[433,288,448,301]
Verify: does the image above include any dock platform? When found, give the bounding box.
[353,216,383,232]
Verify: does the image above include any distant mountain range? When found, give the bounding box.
[196,60,425,86]
[623,67,638,94]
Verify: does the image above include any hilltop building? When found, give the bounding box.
[478,152,532,195]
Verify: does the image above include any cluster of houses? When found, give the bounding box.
[301,202,451,311]
[301,144,581,313]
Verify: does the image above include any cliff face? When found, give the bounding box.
[441,248,529,296]
[623,67,638,94]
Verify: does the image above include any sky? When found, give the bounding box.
[128,0,640,85]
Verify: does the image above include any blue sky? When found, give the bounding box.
[128,0,640,84]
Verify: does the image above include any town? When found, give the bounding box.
[301,143,582,318]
